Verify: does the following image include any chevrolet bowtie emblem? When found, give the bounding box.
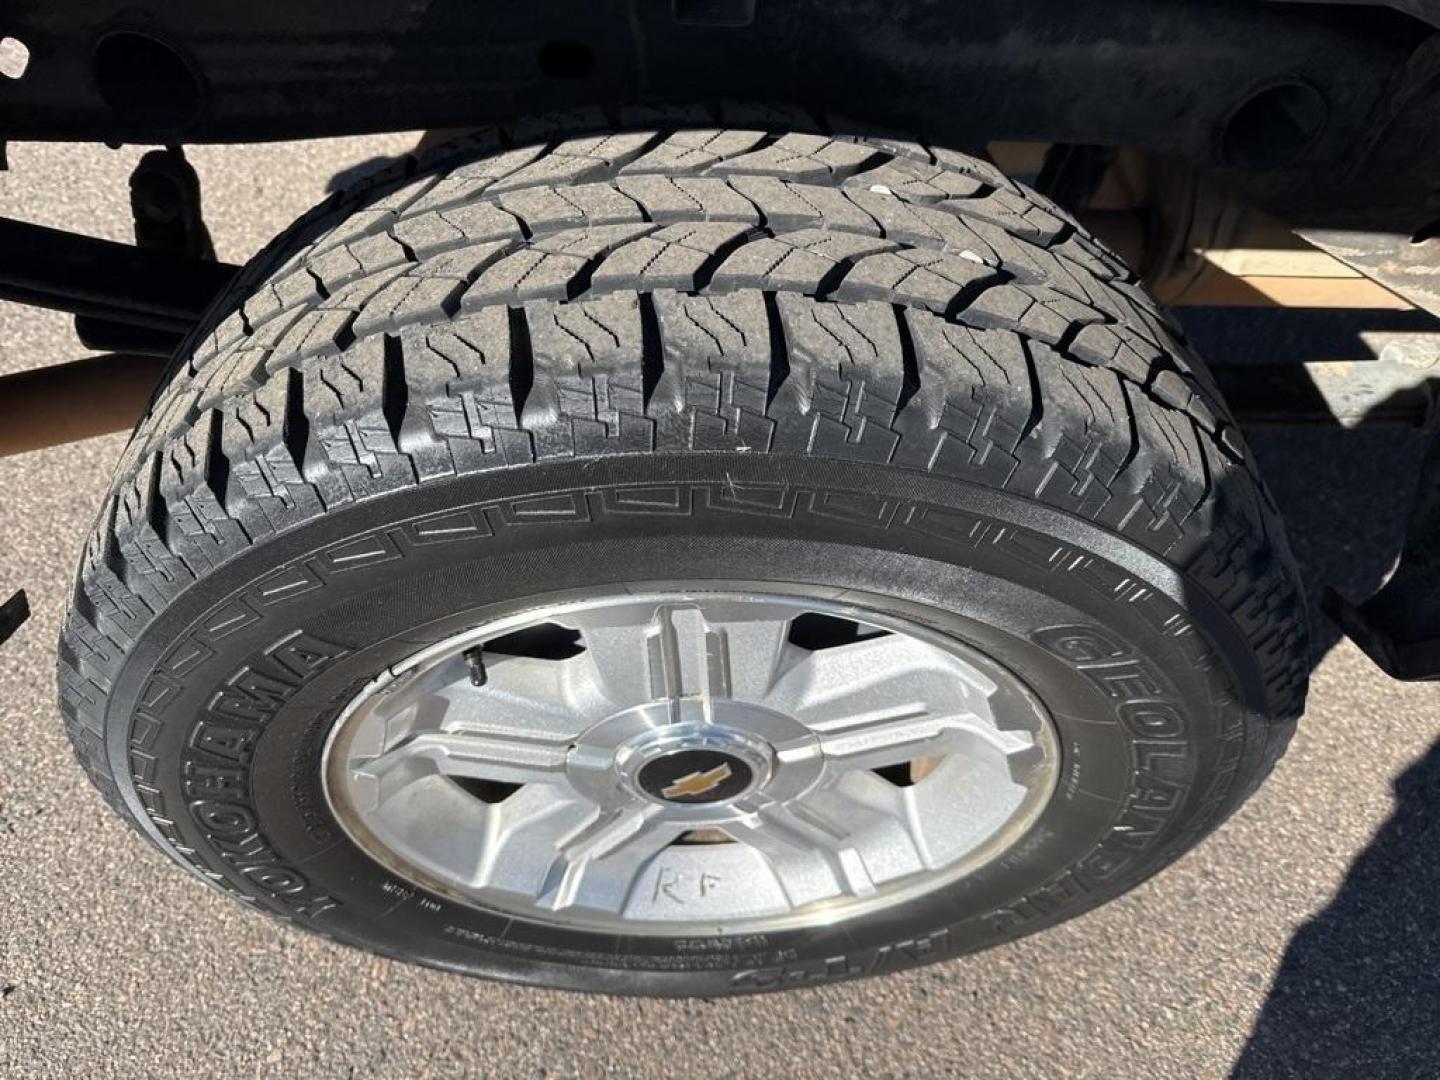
[661,763,734,800]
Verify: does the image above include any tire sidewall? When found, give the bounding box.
[105,452,1269,996]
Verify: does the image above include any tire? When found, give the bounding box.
[59,107,1309,997]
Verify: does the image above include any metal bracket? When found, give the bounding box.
[1298,227,1440,319]
[129,146,215,261]
[0,217,236,333]
[0,591,31,650]
[1324,424,1440,679]
[72,147,219,355]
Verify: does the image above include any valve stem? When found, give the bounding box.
[464,645,488,687]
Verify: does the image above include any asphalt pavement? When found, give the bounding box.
[1,137,1438,1079]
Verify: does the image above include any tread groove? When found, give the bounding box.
[203,409,230,512]
[507,305,535,426]
[890,304,921,426]
[638,292,664,412]
[761,291,791,409]
[282,366,310,474]
[380,334,409,447]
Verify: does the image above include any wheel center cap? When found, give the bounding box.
[638,749,754,804]
[569,705,811,813]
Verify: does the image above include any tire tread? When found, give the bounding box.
[60,109,1310,858]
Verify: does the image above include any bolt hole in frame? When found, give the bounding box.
[0,36,29,80]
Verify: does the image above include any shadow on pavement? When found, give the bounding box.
[326,155,404,193]
[1230,737,1440,1078]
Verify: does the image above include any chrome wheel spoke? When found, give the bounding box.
[727,789,907,904]
[473,786,604,896]
[567,601,795,717]
[730,778,933,906]
[360,651,599,755]
[472,793,683,913]
[687,602,798,703]
[741,800,875,899]
[808,704,1032,772]
[538,804,684,912]
[352,728,573,806]
[768,634,1031,771]
[445,652,606,739]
